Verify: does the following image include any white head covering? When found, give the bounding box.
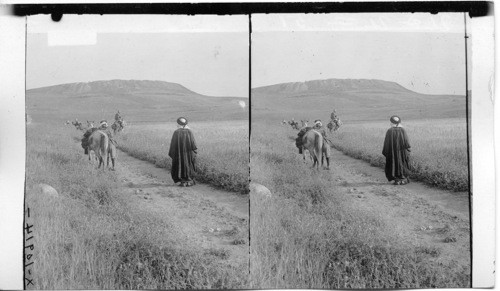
[390,115,401,124]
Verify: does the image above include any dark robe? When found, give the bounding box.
[382,126,411,181]
[168,128,197,183]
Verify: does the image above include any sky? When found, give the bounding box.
[252,13,467,95]
[27,15,249,97]
[27,13,468,96]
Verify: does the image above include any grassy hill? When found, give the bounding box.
[27,80,248,124]
[252,78,466,123]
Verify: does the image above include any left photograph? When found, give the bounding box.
[25,15,249,289]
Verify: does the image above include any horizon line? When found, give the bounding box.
[251,77,466,96]
[26,79,249,98]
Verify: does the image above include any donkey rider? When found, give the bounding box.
[115,110,124,128]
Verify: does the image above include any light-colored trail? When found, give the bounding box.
[323,145,470,268]
[115,149,249,268]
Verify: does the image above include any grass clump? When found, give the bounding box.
[115,241,243,289]
[323,241,468,289]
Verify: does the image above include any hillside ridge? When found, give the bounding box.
[28,79,199,95]
[252,78,414,94]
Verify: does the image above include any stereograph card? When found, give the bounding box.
[0,2,495,290]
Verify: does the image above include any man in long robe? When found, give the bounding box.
[168,117,197,186]
[382,115,411,185]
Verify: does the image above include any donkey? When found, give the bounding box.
[87,130,116,170]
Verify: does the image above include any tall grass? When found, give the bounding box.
[116,121,249,193]
[330,118,468,191]
[26,125,247,289]
[250,122,470,288]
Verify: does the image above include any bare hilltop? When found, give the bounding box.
[252,78,466,122]
[27,80,248,123]
[253,79,411,95]
[29,79,198,96]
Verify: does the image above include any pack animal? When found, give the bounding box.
[87,130,116,170]
[301,130,323,170]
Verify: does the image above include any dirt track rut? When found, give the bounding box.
[115,149,249,269]
[112,143,469,274]
[325,146,470,269]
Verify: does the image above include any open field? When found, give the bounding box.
[251,80,465,124]
[24,78,469,288]
[116,121,249,193]
[26,124,248,289]
[250,121,470,288]
[249,80,470,288]
[330,118,468,191]
[27,80,249,124]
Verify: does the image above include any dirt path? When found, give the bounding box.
[113,144,469,273]
[115,149,249,270]
[325,147,470,268]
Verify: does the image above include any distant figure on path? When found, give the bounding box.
[115,110,122,122]
[168,117,198,187]
[114,110,124,132]
[115,110,123,127]
[73,118,83,130]
[330,109,338,121]
[288,118,300,130]
[329,109,342,132]
[382,115,411,185]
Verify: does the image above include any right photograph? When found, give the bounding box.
[250,13,471,288]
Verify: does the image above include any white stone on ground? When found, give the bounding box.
[250,182,272,198]
[36,183,58,198]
